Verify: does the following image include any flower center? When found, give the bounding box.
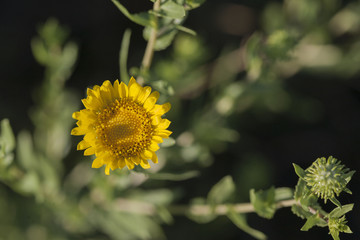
[96,99,153,158]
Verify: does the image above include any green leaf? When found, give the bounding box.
[330,197,342,208]
[343,170,355,184]
[293,178,315,206]
[185,0,206,9]
[160,1,186,19]
[111,0,154,27]
[293,163,306,179]
[119,29,131,83]
[1,119,15,153]
[301,214,327,231]
[17,131,37,170]
[143,26,178,51]
[159,137,176,147]
[274,187,294,201]
[328,204,354,219]
[207,175,235,206]
[250,187,276,219]
[291,204,312,219]
[227,209,267,240]
[175,25,196,35]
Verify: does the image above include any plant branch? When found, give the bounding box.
[138,0,160,85]
[113,198,297,216]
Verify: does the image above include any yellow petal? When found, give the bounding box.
[105,165,111,175]
[84,147,95,156]
[137,86,152,104]
[119,82,128,98]
[84,131,97,144]
[131,156,141,165]
[151,102,171,115]
[119,158,126,168]
[143,91,160,110]
[151,116,161,125]
[148,142,160,152]
[155,130,172,138]
[141,150,153,159]
[92,158,104,168]
[158,119,171,130]
[140,159,151,169]
[151,154,158,164]
[152,136,163,143]
[71,127,87,136]
[129,80,142,100]
[77,140,90,150]
[113,80,120,99]
[125,158,135,169]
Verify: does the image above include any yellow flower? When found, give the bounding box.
[71,77,171,175]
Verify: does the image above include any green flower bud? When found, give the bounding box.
[328,216,352,239]
[304,156,350,202]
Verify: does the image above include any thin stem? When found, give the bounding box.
[113,198,297,216]
[138,0,160,85]
[170,199,297,216]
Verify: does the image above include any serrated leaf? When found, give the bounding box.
[112,0,154,27]
[301,214,327,231]
[227,209,267,240]
[274,187,294,201]
[293,163,306,179]
[328,204,354,219]
[250,187,276,219]
[1,119,16,153]
[207,176,235,206]
[160,1,186,19]
[291,204,312,219]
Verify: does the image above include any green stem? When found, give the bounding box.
[138,0,160,85]
[113,198,297,216]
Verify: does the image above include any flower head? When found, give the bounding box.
[71,77,171,175]
[304,156,351,202]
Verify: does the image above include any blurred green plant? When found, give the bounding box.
[1,0,359,239]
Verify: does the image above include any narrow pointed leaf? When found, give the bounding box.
[328,204,354,218]
[293,163,306,179]
[227,209,267,240]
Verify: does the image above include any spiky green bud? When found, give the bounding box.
[304,156,351,203]
[328,216,352,240]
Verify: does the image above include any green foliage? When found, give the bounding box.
[207,175,235,206]
[0,119,15,168]
[292,158,355,240]
[1,0,359,239]
[250,187,276,219]
[227,209,267,240]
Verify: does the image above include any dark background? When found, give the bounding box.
[1,0,359,240]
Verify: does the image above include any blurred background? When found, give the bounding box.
[0,0,360,239]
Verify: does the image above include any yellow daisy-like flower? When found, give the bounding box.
[71,77,171,175]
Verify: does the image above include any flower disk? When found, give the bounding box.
[71,77,172,175]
